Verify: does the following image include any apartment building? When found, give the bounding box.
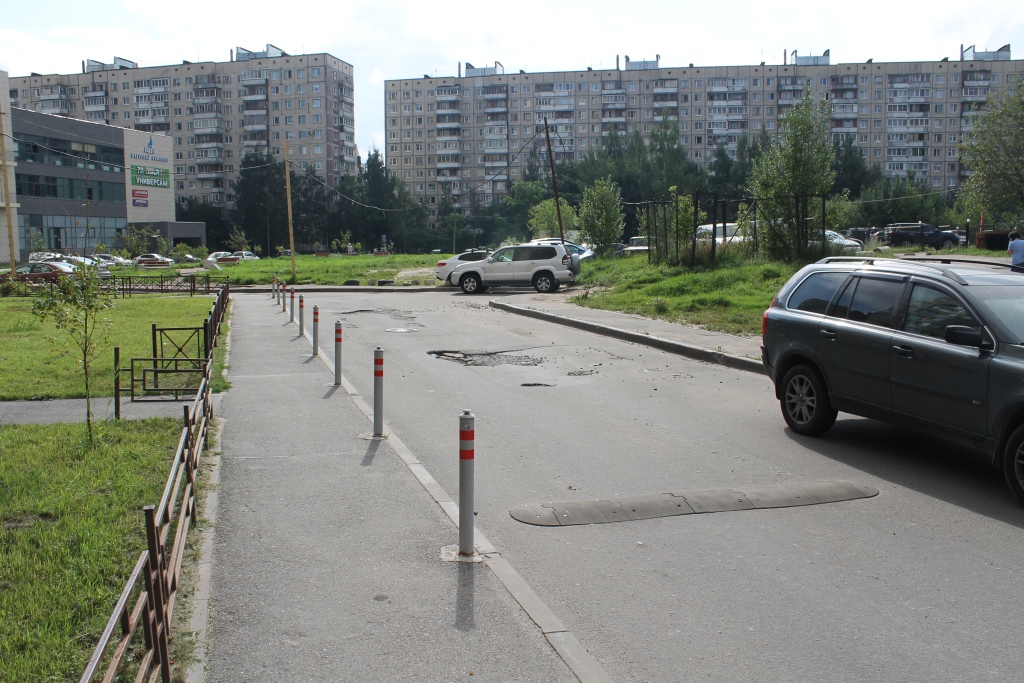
[7,45,357,211]
[384,45,1022,222]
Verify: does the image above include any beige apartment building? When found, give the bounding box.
[7,45,356,211]
[384,45,1022,224]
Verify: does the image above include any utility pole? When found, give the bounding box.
[0,108,17,272]
[283,140,297,279]
[542,117,565,243]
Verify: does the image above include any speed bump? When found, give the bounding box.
[509,480,878,526]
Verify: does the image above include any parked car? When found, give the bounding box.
[825,230,864,251]
[135,253,175,268]
[231,251,260,261]
[450,243,580,294]
[880,223,961,249]
[94,253,132,267]
[29,251,62,262]
[761,256,1024,503]
[845,228,882,244]
[435,249,491,285]
[529,238,595,260]
[621,236,650,256]
[697,223,749,246]
[1,261,77,283]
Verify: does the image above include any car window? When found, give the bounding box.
[492,248,513,263]
[16,265,32,274]
[830,279,855,318]
[847,277,905,327]
[787,272,848,314]
[903,284,978,338]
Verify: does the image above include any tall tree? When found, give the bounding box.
[578,178,626,254]
[528,198,578,238]
[960,85,1024,222]
[176,197,232,249]
[231,152,287,255]
[831,136,881,198]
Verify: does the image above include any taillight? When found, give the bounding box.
[562,254,570,265]
[762,297,777,337]
[437,261,447,267]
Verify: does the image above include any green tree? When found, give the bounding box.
[528,198,577,238]
[747,87,837,259]
[122,224,154,257]
[176,197,233,249]
[578,178,625,255]
[831,135,881,198]
[960,85,1024,222]
[854,174,952,228]
[226,227,250,252]
[32,266,114,441]
[231,152,287,255]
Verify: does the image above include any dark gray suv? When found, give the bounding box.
[762,257,1024,503]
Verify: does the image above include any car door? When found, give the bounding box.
[514,246,553,283]
[483,247,515,285]
[889,280,991,439]
[818,274,907,412]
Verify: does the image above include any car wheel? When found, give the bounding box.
[460,273,481,294]
[1002,424,1024,505]
[939,238,956,250]
[780,364,837,436]
[533,272,556,293]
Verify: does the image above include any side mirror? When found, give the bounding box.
[944,325,991,350]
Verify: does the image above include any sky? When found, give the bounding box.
[2,0,1022,160]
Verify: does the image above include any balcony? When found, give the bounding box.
[436,120,461,129]
[652,115,677,122]
[779,83,805,91]
[240,73,268,86]
[484,159,508,167]
[84,102,108,112]
[194,95,221,105]
[437,160,461,169]
[962,94,988,102]
[136,85,169,95]
[194,111,221,119]
[436,93,461,103]
[244,123,268,132]
[38,91,66,101]
[653,86,677,94]
[243,139,268,148]
[435,134,460,143]
[484,105,507,115]
[195,140,223,149]
[242,93,267,101]
[83,88,107,98]
[135,115,170,124]
[832,110,858,119]
[196,171,224,180]
[483,92,508,100]
[602,115,626,123]
[436,106,460,116]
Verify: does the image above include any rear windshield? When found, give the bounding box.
[786,272,849,314]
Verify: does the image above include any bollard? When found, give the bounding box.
[281,282,287,312]
[334,322,343,386]
[459,410,476,556]
[299,294,305,336]
[271,276,277,301]
[312,305,319,356]
[289,288,295,323]
[373,347,384,436]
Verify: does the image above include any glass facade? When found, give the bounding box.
[13,133,125,173]
[15,174,126,203]
[18,214,127,253]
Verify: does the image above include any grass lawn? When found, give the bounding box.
[0,295,227,401]
[0,418,184,683]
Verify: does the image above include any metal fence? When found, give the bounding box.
[81,283,228,681]
[0,274,229,298]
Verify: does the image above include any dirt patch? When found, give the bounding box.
[396,267,437,281]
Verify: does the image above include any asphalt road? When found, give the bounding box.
[225,289,1024,682]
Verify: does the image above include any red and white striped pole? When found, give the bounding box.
[373,347,384,436]
[459,409,476,556]
[271,275,276,301]
[312,305,319,356]
[334,322,342,386]
[289,288,295,322]
[299,294,305,336]
[281,282,287,311]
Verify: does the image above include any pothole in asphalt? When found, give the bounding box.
[567,369,597,376]
[521,382,553,387]
[428,350,543,367]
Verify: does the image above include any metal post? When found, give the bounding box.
[334,322,343,386]
[281,283,287,312]
[299,294,304,336]
[919,220,925,251]
[710,196,718,262]
[312,305,319,356]
[271,275,277,301]
[965,219,971,248]
[459,409,476,556]
[373,347,384,436]
[289,288,295,323]
[114,347,121,420]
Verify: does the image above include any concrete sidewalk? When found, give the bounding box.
[203,294,579,682]
[0,395,222,425]
[489,291,765,374]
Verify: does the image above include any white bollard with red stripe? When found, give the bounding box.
[289,288,295,322]
[459,409,476,556]
[334,322,342,386]
[281,282,287,311]
[299,294,305,336]
[373,347,384,436]
[312,305,319,355]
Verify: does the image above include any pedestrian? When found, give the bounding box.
[1008,231,1024,273]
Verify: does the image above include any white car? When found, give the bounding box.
[529,238,595,261]
[696,223,749,246]
[825,230,864,251]
[435,249,490,284]
[450,242,579,294]
[94,253,132,267]
[135,253,175,268]
[231,251,260,261]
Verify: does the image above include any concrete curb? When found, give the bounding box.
[232,285,443,293]
[489,299,766,376]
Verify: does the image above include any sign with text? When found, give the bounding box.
[132,189,149,198]
[131,164,170,188]
[132,199,149,207]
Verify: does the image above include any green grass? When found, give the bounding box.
[0,295,226,401]
[215,253,443,285]
[0,418,184,683]
[574,257,801,336]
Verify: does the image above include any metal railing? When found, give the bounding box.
[1,274,229,298]
[82,283,227,681]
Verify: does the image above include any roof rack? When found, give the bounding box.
[899,256,1016,270]
[816,255,968,285]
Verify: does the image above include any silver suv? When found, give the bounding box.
[451,243,580,294]
[762,257,1024,504]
